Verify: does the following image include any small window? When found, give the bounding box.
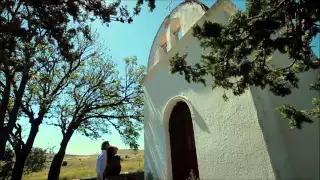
[161,42,168,54]
[174,28,182,40]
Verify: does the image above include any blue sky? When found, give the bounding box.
[30,0,319,155]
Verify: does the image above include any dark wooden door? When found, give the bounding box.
[169,102,199,180]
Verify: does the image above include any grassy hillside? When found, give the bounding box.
[23,150,144,180]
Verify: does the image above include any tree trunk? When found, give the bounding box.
[11,150,28,180]
[0,73,29,160]
[0,75,13,160]
[10,121,40,180]
[11,121,40,180]
[48,129,73,180]
[0,75,12,128]
[0,127,10,160]
[47,150,66,180]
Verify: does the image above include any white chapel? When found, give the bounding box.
[144,0,320,179]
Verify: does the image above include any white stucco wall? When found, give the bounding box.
[250,52,320,179]
[144,0,319,180]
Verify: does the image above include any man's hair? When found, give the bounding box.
[101,141,110,150]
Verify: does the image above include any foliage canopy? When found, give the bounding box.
[170,0,320,129]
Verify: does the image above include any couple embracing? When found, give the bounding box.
[96,141,122,180]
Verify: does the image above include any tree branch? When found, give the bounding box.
[247,0,286,21]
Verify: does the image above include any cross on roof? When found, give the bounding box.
[166,0,173,15]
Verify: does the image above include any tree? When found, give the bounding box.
[8,32,98,180]
[170,0,320,129]
[47,56,145,180]
[0,146,47,180]
[24,147,47,175]
[0,0,156,160]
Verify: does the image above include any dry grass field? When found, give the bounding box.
[23,150,144,180]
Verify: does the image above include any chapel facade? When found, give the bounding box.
[144,0,320,179]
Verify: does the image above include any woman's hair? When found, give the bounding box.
[101,141,110,150]
[107,146,116,161]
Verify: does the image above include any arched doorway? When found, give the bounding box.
[169,101,199,180]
